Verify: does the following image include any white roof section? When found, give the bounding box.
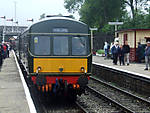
[21,16,88,34]
[31,16,87,27]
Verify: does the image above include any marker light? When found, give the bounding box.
[73,84,76,89]
[81,67,85,72]
[36,66,41,73]
[42,85,45,92]
[49,84,52,91]
[76,84,80,88]
[45,85,48,92]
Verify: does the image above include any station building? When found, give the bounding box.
[117,29,150,61]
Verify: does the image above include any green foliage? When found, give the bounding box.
[101,24,113,34]
[120,8,150,29]
[79,0,125,29]
[64,0,150,34]
[64,0,84,13]
[97,49,105,54]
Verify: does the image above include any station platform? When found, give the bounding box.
[0,51,31,113]
[93,55,150,78]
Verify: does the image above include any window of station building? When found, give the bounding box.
[34,36,50,55]
[53,36,69,55]
[72,37,87,55]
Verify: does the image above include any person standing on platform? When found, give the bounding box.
[2,43,7,59]
[123,41,130,65]
[104,42,108,59]
[107,43,110,58]
[110,42,114,59]
[144,41,150,70]
[111,42,120,65]
[0,43,4,67]
[118,45,125,66]
[6,43,10,58]
[136,42,144,63]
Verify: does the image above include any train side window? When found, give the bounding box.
[72,37,87,55]
[34,36,50,55]
[53,36,69,55]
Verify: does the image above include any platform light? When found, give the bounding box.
[90,27,98,52]
[108,21,123,37]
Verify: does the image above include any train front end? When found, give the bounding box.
[27,17,92,97]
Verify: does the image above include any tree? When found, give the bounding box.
[64,0,150,34]
[65,0,125,29]
[124,0,149,19]
[64,0,84,13]
[81,0,125,29]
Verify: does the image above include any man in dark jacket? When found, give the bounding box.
[136,42,144,63]
[144,41,150,70]
[123,41,130,65]
[118,45,125,65]
[111,42,120,65]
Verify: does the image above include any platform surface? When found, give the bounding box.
[0,52,30,113]
[93,56,150,78]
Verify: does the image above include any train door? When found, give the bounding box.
[123,33,128,44]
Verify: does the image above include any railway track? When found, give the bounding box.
[39,96,86,113]
[76,89,121,112]
[89,76,150,113]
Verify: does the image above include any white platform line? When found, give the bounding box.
[92,62,150,79]
[13,51,37,113]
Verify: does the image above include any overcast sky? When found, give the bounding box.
[0,0,78,26]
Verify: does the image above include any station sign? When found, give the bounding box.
[90,28,98,31]
[108,22,123,25]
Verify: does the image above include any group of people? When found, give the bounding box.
[110,41,130,66]
[0,42,10,67]
[104,40,150,70]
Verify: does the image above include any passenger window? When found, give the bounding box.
[53,37,69,55]
[72,37,87,55]
[34,36,50,55]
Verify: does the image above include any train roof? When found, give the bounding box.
[21,17,88,35]
[33,16,87,26]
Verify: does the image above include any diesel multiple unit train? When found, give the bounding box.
[17,17,92,98]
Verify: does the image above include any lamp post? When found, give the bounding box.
[0,16,6,43]
[90,27,98,51]
[108,21,123,38]
[14,1,17,33]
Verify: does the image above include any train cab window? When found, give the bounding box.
[53,37,69,55]
[72,37,87,55]
[34,36,50,55]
